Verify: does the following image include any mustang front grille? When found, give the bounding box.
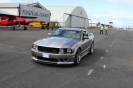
[38,46,59,54]
[37,56,58,62]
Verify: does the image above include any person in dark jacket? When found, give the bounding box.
[47,22,50,30]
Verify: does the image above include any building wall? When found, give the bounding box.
[0,3,51,22]
[0,5,89,28]
[65,6,89,28]
[45,6,89,28]
[44,6,75,25]
[0,8,18,15]
[20,4,51,22]
[89,23,97,28]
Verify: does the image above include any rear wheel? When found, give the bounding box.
[74,49,81,65]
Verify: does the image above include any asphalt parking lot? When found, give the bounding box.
[0,27,133,88]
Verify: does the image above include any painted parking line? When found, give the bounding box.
[112,39,117,44]
[87,69,93,76]
[103,65,106,69]
[100,57,104,59]
[112,32,121,44]
[106,50,108,52]
[112,40,116,44]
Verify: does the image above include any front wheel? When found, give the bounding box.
[74,49,81,65]
[89,42,94,54]
[41,26,44,29]
[11,26,15,30]
[24,27,27,30]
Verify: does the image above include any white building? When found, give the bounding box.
[0,3,51,22]
[0,2,90,28]
[45,6,90,28]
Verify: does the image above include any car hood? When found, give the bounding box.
[34,37,79,48]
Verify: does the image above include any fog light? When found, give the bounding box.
[69,55,74,58]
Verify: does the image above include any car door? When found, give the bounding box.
[87,32,92,48]
[81,31,90,52]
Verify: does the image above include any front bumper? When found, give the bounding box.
[31,49,75,65]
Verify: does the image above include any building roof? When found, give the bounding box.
[45,6,78,22]
[26,2,46,10]
[45,6,89,22]
[0,2,47,10]
[0,3,19,7]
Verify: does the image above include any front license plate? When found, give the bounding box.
[42,53,49,58]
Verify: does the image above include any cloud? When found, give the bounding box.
[88,11,133,27]
[69,0,76,1]
[0,0,36,3]
[93,15,101,18]
[0,0,11,3]
[106,0,133,3]
[91,16,133,27]
[69,0,79,2]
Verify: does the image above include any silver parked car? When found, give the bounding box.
[31,28,94,65]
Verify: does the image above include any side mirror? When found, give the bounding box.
[83,36,89,39]
[82,33,89,41]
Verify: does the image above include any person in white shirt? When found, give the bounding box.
[85,27,89,36]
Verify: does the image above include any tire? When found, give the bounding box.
[74,49,81,65]
[41,26,44,29]
[89,42,94,54]
[24,27,27,30]
[11,26,15,30]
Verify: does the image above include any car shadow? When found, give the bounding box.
[80,48,105,66]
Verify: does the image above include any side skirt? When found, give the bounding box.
[80,47,90,58]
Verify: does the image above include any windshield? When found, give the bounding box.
[50,29,82,40]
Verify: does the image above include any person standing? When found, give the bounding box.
[51,22,54,30]
[105,26,108,35]
[100,25,103,35]
[85,27,89,36]
[46,22,50,30]
[57,22,60,28]
[55,22,58,30]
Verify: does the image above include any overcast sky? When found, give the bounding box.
[0,0,133,28]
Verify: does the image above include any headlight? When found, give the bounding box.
[32,44,38,50]
[63,48,72,54]
[66,48,72,53]
[59,48,64,53]
[59,48,72,54]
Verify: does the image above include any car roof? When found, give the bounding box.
[58,28,83,31]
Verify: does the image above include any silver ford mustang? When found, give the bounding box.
[31,28,94,65]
